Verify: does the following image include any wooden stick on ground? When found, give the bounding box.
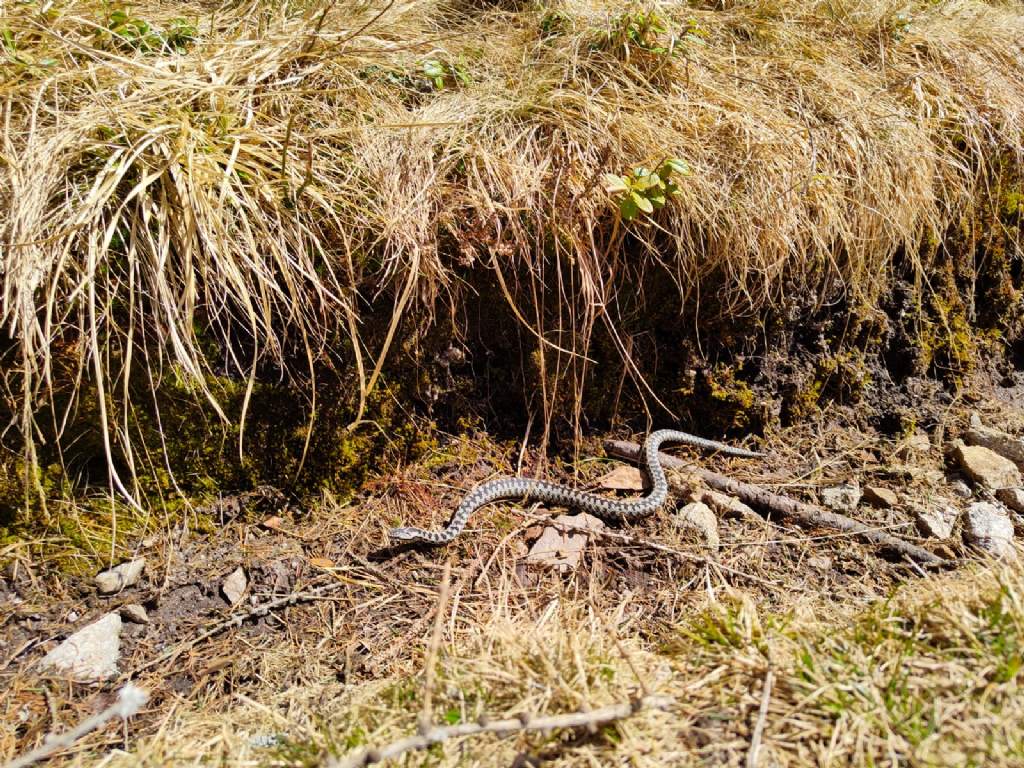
[604,440,947,567]
[327,695,674,768]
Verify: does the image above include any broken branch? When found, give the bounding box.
[604,440,947,567]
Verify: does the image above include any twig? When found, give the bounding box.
[419,561,451,734]
[125,576,342,676]
[2,684,148,768]
[604,440,947,567]
[747,669,773,768]
[326,694,675,768]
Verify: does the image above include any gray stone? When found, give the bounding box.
[963,501,1015,557]
[966,414,1024,469]
[119,604,149,624]
[898,431,932,459]
[95,558,146,594]
[863,486,899,508]
[996,488,1024,515]
[40,613,122,681]
[222,567,248,606]
[915,506,957,540]
[949,479,974,499]
[820,483,862,513]
[953,442,1021,490]
[673,501,719,552]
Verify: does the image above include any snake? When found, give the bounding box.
[389,429,763,545]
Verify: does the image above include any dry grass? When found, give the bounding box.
[2,0,1024,499]
[3,415,1024,766]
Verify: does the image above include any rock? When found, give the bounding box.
[40,613,122,682]
[699,490,758,521]
[820,483,862,513]
[996,488,1024,515]
[120,604,149,624]
[673,502,719,552]
[525,513,605,572]
[953,442,1021,490]
[963,502,1015,557]
[807,555,832,571]
[222,567,248,606]
[965,414,1024,468]
[863,486,899,508]
[914,505,957,540]
[94,558,146,594]
[949,479,973,499]
[898,431,931,459]
[596,465,646,491]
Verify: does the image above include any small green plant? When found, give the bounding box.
[419,58,470,90]
[539,9,571,38]
[96,9,198,53]
[888,12,912,41]
[596,9,675,58]
[603,158,690,221]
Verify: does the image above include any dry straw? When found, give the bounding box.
[2,0,1023,497]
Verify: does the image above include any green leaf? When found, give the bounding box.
[602,173,630,194]
[648,192,666,208]
[631,191,654,214]
[660,158,691,177]
[632,172,661,192]
[444,708,461,725]
[619,195,639,220]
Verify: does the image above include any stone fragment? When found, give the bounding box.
[820,483,862,513]
[953,442,1021,490]
[95,558,146,594]
[40,613,122,682]
[949,480,973,499]
[596,465,646,491]
[525,513,605,572]
[120,604,149,624]
[963,502,1015,557]
[222,567,248,606]
[673,502,719,552]
[863,486,899,508]
[914,505,957,540]
[898,431,931,459]
[996,488,1024,516]
[965,414,1024,468]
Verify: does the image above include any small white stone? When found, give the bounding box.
[119,604,149,624]
[95,558,146,594]
[963,502,1015,557]
[949,480,973,499]
[40,613,122,682]
[222,567,248,606]
[915,506,957,540]
[821,483,862,513]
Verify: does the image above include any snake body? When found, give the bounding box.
[389,429,763,545]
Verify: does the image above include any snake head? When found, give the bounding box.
[389,526,422,541]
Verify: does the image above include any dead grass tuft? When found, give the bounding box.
[2,0,1024,500]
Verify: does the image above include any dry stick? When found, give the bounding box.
[326,695,675,768]
[125,576,341,677]
[604,440,947,567]
[2,684,148,768]
[419,562,452,735]
[747,669,774,768]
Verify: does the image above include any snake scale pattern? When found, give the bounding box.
[389,429,763,544]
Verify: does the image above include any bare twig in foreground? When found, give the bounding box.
[2,684,148,768]
[747,669,774,768]
[604,440,947,567]
[327,694,674,768]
